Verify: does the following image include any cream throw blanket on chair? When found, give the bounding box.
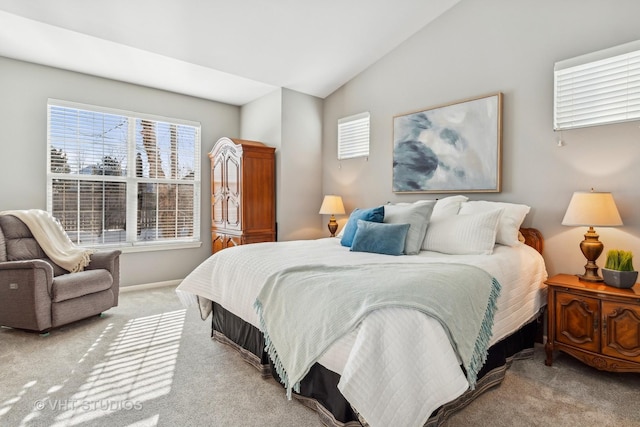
[0,209,94,272]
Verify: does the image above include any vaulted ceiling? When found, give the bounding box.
[0,0,460,105]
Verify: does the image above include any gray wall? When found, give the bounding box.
[0,56,240,286]
[280,88,324,240]
[322,0,640,277]
[241,88,324,241]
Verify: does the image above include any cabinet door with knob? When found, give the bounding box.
[554,291,600,354]
[601,301,640,363]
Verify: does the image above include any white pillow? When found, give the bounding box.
[422,209,503,255]
[384,200,436,255]
[419,195,468,250]
[458,201,530,246]
[432,195,468,220]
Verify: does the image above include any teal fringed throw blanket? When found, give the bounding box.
[253,262,501,399]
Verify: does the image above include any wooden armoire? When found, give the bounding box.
[209,137,276,254]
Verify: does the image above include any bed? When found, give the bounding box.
[176,197,548,427]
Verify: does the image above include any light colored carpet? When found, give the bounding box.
[0,286,319,427]
[448,342,640,426]
[1,285,638,427]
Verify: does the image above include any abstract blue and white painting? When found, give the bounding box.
[393,93,502,193]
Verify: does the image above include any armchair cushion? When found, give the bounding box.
[2,215,46,260]
[52,270,113,303]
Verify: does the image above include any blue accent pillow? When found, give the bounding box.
[340,206,385,247]
[350,220,410,256]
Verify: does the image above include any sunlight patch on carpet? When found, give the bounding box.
[32,309,186,426]
[0,380,37,417]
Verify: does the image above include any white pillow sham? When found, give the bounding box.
[384,200,436,255]
[432,195,468,220]
[419,195,469,250]
[458,201,530,246]
[422,209,503,255]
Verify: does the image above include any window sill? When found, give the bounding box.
[86,241,203,254]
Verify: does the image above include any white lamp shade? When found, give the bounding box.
[561,191,623,227]
[319,195,345,215]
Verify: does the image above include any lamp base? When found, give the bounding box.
[577,226,604,282]
[327,215,338,237]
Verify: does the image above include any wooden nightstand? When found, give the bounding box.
[545,274,640,372]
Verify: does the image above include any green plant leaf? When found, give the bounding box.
[605,249,634,271]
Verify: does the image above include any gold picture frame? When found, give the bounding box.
[392,93,502,193]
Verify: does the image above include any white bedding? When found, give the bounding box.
[176,238,547,427]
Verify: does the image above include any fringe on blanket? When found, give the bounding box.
[467,277,501,389]
[254,299,300,400]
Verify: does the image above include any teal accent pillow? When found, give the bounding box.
[350,220,410,256]
[340,206,385,247]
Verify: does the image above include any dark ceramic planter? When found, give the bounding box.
[601,268,638,289]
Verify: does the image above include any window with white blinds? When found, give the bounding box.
[47,100,201,248]
[338,112,370,160]
[554,40,640,130]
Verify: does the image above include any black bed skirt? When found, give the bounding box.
[211,302,541,426]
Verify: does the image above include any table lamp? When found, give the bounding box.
[561,190,623,282]
[319,195,345,237]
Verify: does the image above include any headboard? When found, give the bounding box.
[520,228,543,254]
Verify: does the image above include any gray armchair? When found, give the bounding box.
[0,214,120,333]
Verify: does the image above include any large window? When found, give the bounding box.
[47,100,201,249]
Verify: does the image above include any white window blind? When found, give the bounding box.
[47,99,201,248]
[554,39,640,130]
[338,112,370,160]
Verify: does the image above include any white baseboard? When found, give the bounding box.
[119,279,182,293]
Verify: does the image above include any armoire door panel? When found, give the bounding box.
[226,196,241,229]
[225,155,240,198]
[211,154,226,226]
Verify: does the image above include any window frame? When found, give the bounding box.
[46,99,202,252]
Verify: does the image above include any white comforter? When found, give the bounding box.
[176,238,547,427]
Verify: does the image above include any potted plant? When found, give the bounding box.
[601,249,638,289]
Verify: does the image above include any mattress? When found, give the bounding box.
[176,237,547,427]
